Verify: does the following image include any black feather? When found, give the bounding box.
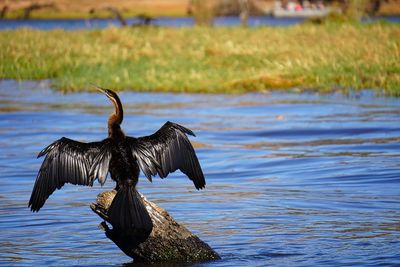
[29,137,112,211]
[127,121,205,190]
[107,185,153,232]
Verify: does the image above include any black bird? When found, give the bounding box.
[29,87,205,234]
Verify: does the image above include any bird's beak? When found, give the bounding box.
[91,84,108,96]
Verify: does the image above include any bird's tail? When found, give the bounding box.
[107,185,153,236]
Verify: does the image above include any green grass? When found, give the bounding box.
[0,23,399,95]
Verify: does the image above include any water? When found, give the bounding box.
[0,15,399,30]
[0,80,399,266]
[0,16,305,30]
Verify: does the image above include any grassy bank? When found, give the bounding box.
[0,23,399,95]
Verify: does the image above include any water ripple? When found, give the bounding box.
[0,81,400,266]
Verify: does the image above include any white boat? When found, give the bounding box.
[272,7,332,18]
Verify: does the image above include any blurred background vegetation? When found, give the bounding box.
[1,0,399,19]
[0,0,399,95]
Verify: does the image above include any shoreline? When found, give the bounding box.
[0,79,389,97]
[1,13,400,21]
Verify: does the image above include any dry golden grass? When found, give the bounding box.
[0,0,190,18]
[378,0,400,15]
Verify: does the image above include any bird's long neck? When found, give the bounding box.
[108,95,124,139]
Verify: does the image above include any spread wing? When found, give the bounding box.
[29,137,113,212]
[127,121,205,190]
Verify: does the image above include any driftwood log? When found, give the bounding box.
[22,3,57,20]
[0,5,8,19]
[90,190,220,263]
[89,7,153,27]
[89,7,127,26]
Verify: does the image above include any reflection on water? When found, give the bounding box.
[0,80,400,266]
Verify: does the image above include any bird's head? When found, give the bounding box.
[93,85,124,129]
[95,86,119,102]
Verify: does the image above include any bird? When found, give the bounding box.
[28,87,205,235]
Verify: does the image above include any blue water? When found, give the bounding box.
[0,15,399,30]
[0,80,400,266]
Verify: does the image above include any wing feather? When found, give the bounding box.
[127,121,205,190]
[29,137,112,212]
